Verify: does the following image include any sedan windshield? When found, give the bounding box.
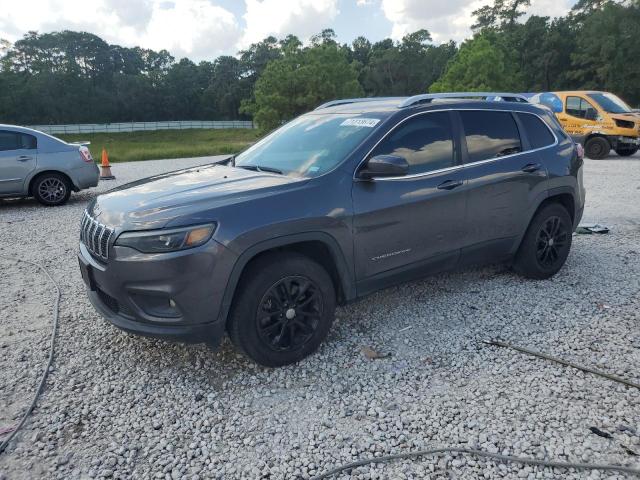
[234,113,382,177]
[587,92,633,114]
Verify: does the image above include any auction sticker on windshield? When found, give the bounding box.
[341,118,380,128]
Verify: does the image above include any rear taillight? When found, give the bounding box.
[576,143,584,160]
[79,146,93,163]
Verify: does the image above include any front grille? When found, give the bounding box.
[80,210,114,260]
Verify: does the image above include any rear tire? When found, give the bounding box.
[227,252,336,367]
[584,136,610,160]
[514,203,573,280]
[615,146,638,157]
[32,173,71,206]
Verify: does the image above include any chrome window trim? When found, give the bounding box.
[354,108,559,182]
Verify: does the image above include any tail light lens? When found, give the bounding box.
[576,143,584,160]
[79,146,93,163]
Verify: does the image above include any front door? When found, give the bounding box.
[352,111,467,293]
[0,130,37,194]
[558,95,601,140]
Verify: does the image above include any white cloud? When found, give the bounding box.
[0,0,241,61]
[240,0,339,48]
[143,0,240,59]
[381,0,575,44]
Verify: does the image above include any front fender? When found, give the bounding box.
[216,231,355,324]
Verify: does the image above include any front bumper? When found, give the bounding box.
[78,238,237,346]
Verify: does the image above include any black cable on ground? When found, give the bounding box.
[312,340,640,479]
[310,447,640,479]
[484,339,640,390]
[0,256,60,455]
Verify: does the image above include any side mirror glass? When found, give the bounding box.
[358,154,409,179]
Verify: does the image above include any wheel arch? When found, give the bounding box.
[217,232,355,325]
[512,188,577,255]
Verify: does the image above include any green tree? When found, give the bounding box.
[430,35,523,92]
[247,43,363,131]
[569,0,640,104]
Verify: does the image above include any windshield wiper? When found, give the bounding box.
[236,164,283,175]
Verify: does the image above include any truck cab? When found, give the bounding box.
[529,91,640,159]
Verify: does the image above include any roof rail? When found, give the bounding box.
[398,92,530,108]
[314,97,402,110]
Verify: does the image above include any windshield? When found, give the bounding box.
[234,113,382,177]
[587,92,633,114]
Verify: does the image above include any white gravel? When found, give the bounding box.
[0,153,639,480]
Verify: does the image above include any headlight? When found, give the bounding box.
[115,223,216,253]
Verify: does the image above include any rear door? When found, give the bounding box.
[0,130,37,194]
[457,109,551,263]
[352,111,467,290]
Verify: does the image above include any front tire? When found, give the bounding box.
[32,173,71,206]
[228,252,336,367]
[615,146,638,157]
[584,136,610,160]
[514,203,573,280]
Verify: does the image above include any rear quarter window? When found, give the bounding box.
[517,113,556,149]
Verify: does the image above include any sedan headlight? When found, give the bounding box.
[115,224,216,253]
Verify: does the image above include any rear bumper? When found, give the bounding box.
[78,238,237,347]
[72,162,100,190]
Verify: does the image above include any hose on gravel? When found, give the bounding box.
[484,339,640,390]
[0,256,60,455]
[310,447,640,479]
[312,340,640,479]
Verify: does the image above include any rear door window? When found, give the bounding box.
[370,112,455,175]
[0,131,20,152]
[517,113,556,149]
[459,111,522,163]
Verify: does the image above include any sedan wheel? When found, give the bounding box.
[33,173,71,206]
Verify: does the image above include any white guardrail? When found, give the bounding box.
[27,120,255,134]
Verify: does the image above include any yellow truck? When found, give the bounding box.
[528,91,640,159]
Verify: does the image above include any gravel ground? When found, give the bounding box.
[0,153,638,480]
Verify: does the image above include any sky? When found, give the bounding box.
[0,0,577,61]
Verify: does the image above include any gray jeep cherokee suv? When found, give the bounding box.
[78,93,585,367]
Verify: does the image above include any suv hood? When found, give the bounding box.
[88,163,306,230]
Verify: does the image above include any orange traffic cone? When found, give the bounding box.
[100,148,115,180]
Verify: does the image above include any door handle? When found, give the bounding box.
[437,179,463,190]
[17,155,32,162]
[521,163,542,173]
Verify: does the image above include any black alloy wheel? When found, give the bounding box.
[227,252,336,367]
[256,276,323,352]
[535,216,569,268]
[513,203,573,280]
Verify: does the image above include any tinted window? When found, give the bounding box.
[566,96,597,119]
[460,111,521,163]
[518,113,555,149]
[0,131,20,152]
[371,112,454,174]
[20,134,37,149]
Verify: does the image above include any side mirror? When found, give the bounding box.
[358,154,409,179]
